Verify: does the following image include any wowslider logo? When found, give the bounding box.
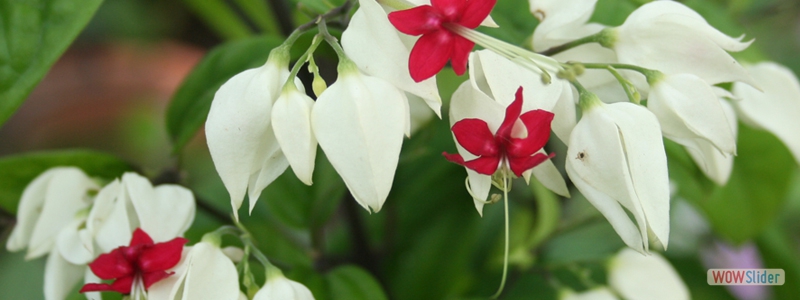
[708,269,785,285]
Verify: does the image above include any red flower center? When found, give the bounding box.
[443,87,555,177]
[388,0,497,82]
[80,228,188,295]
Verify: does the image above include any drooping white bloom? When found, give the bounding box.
[44,250,85,300]
[311,64,409,213]
[205,51,293,219]
[733,62,800,165]
[608,249,689,300]
[254,270,315,300]
[559,287,617,300]
[341,0,442,114]
[6,167,97,259]
[529,0,598,51]
[565,97,670,253]
[648,73,737,160]
[685,90,738,185]
[148,243,241,300]
[272,85,317,185]
[609,1,755,86]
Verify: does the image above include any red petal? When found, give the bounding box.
[451,36,474,76]
[451,118,498,156]
[80,283,115,293]
[462,156,501,175]
[138,237,188,273]
[143,271,175,289]
[388,6,442,36]
[431,0,465,21]
[409,30,454,82]
[495,87,524,140]
[130,228,155,247]
[507,109,554,157]
[459,0,497,28]
[88,248,133,280]
[508,152,554,177]
[110,275,134,294]
[443,152,466,165]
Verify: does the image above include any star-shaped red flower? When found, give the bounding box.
[444,87,554,177]
[388,0,496,82]
[80,228,188,295]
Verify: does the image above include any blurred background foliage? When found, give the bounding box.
[0,0,799,299]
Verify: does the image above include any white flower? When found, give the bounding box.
[44,250,86,300]
[685,89,738,185]
[62,172,195,264]
[733,62,800,165]
[205,51,293,219]
[148,242,241,300]
[648,73,737,159]
[311,64,409,213]
[608,249,689,300]
[272,85,318,185]
[529,0,598,51]
[6,167,97,259]
[609,1,755,86]
[341,0,442,115]
[565,97,670,253]
[254,270,315,300]
[559,287,617,300]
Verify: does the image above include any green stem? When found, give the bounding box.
[284,33,325,91]
[491,173,510,299]
[318,20,358,74]
[581,63,660,81]
[539,32,604,56]
[605,66,641,104]
[569,78,603,111]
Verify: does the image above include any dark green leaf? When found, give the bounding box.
[679,124,795,244]
[325,265,388,300]
[757,223,800,299]
[165,35,283,153]
[0,0,103,127]
[540,220,625,265]
[0,149,133,214]
[182,0,254,40]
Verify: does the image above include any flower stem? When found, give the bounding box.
[580,63,661,81]
[284,33,325,91]
[319,19,359,74]
[491,173,510,299]
[538,31,605,56]
[605,66,641,104]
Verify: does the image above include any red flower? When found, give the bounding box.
[80,228,187,295]
[443,87,554,177]
[388,0,496,82]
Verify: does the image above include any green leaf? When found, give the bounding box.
[0,149,134,214]
[540,220,625,265]
[165,35,283,153]
[685,124,795,244]
[324,265,388,300]
[181,0,254,40]
[757,222,800,299]
[0,0,103,127]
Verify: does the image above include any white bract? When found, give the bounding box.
[311,65,409,213]
[609,1,754,86]
[341,0,442,114]
[608,249,689,300]
[254,270,315,300]
[529,0,598,51]
[272,85,318,185]
[647,73,737,161]
[565,97,670,253]
[733,62,800,165]
[686,92,738,186]
[6,167,97,259]
[205,50,293,219]
[148,243,241,300]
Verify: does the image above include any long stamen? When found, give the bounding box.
[491,168,511,299]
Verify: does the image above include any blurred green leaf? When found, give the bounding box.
[0,149,133,214]
[0,0,103,127]
[479,0,538,45]
[263,153,346,230]
[166,35,283,153]
[678,124,795,244]
[591,0,637,26]
[540,220,625,265]
[325,265,388,300]
[233,0,280,34]
[182,0,254,40]
[757,222,800,299]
